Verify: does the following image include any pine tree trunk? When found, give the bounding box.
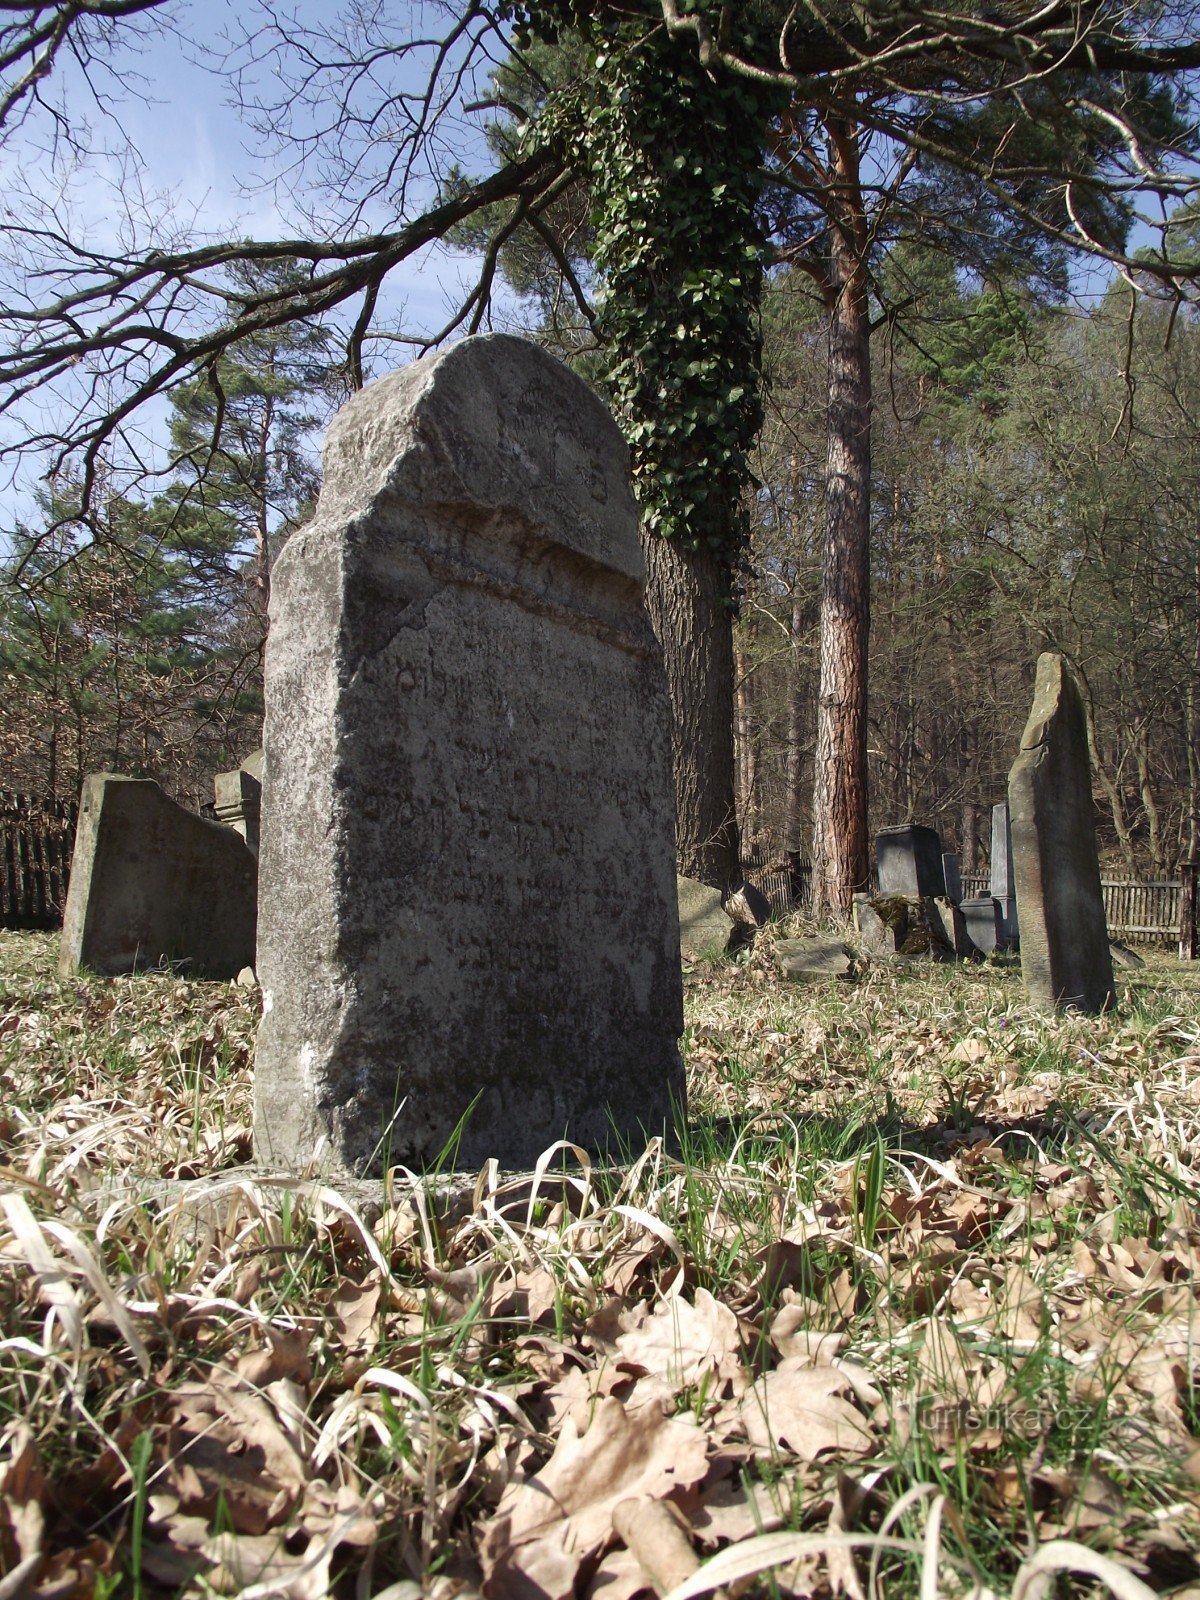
[784,582,807,854]
[812,125,871,922]
[642,531,740,889]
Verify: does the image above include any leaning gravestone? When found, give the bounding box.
[254,334,685,1175]
[1008,653,1116,1013]
[59,775,257,978]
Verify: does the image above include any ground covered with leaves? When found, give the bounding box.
[2,929,1200,1600]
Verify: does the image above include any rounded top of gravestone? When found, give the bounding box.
[319,333,643,582]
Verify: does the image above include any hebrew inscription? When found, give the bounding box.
[254,334,684,1174]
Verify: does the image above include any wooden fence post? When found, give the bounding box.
[1180,861,1199,961]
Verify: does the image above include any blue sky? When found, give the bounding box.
[0,0,523,544]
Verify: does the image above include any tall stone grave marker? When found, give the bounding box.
[990,801,1018,950]
[254,334,685,1175]
[876,825,945,899]
[59,775,257,978]
[1008,653,1116,1013]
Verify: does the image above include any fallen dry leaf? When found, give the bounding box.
[480,1396,709,1599]
[165,1376,309,1534]
[738,1359,874,1460]
[615,1289,745,1395]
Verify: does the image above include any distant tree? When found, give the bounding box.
[1,481,265,802]
[152,260,336,649]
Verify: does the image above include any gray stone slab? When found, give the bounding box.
[678,875,732,960]
[58,775,257,978]
[876,825,945,899]
[254,333,685,1176]
[853,894,901,957]
[1008,653,1116,1013]
[776,937,854,982]
[960,896,1002,955]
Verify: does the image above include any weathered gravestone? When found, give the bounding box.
[213,750,263,855]
[990,801,1018,950]
[59,775,257,978]
[254,334,685,1175]
[1008,653,1116,1013]
[678,876,732,961]
[876,825,945,899]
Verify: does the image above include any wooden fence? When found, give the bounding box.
[957,870,1180,945]
[740,853,813,919]
[1,792,77,931]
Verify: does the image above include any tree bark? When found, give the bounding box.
[641,531,740,889]
[784,579,807,854]
[812,120,872,921]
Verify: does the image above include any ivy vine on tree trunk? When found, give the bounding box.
[519,5,783,887]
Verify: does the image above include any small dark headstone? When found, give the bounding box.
[1008,653,1116,1013]
[941,852,963,905]
[876,825,945,899]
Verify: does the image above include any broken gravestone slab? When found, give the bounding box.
[930,896,979,961]
[254,333,685,1175]
[59,775,257,978]
[1108,941,1144,971]
[678,876,732,961]
[726,879,772,931]
[1008,653,1116,1014]
[775,937,854,983]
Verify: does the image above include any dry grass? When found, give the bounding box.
[2,926,1200,1599]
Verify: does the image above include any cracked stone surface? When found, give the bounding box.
[254,334,684,1176]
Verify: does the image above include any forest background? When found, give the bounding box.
[1,0,1199,889]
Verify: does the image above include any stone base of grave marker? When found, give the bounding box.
[254,334,685,1176]
[1008,653,1116,1013]
[59,775,257,978]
